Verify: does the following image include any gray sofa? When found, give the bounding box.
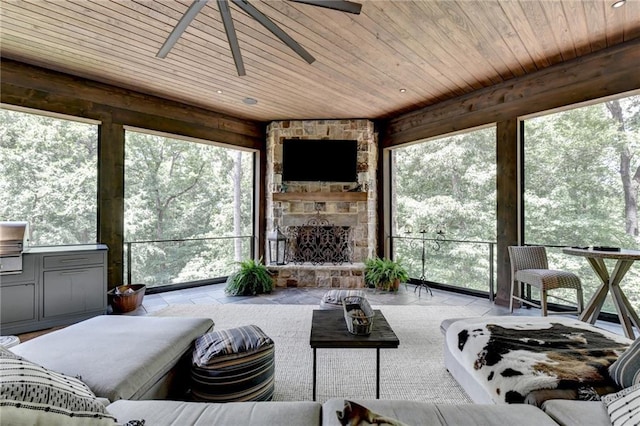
[105,398,611,426]
[2,315,614,425]
[105,397,560,426]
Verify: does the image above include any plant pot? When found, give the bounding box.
[376,279,400,292]
[390,278,400,292]
[108,284,146,313]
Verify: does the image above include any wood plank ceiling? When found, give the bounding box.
[1,0,638,122]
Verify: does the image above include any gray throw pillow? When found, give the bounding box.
[609,338,640,388]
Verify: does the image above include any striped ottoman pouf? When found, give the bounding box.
[190,325,275,402]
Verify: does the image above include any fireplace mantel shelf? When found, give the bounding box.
[272,192,367,202]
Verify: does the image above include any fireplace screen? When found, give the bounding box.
[287,224,353,265]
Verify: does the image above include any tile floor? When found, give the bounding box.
[136,283,497,314]
[133,282,628,336]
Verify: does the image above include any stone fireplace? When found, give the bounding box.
[266,119,378,288]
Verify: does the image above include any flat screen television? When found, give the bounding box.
[282,139,358,182]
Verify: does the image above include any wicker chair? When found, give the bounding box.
[508,246,584,316]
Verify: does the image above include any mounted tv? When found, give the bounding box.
[282,139,358,182]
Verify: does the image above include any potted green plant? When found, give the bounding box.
[364,257,409,292]
[225,258,274,296]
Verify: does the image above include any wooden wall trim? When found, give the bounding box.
[0,58,265,149]
[382,39,640,147]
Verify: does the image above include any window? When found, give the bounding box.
[391,126,497,293]
[523,94,640,314]
[0,108,98,245]
[124,130,255,288]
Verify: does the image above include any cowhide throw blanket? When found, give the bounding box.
[446,317,631,404]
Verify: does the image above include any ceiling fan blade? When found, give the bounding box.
[289,0,362,15]
[157,0,208,58]
[217,0,246,76]
[231,0,315,64]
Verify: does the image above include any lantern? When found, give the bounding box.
[267,227,288,265]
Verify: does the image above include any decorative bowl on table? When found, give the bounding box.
[342,295,374,336]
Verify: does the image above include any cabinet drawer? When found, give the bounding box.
[0,254,35,284]
[0,283,36,324]
[43,252,105,269]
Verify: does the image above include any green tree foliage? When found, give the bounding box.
[124,131,254,286]
[392,126,496,291]
[0,110,97,245]
[524,102,635,247]
[525,96,640,312]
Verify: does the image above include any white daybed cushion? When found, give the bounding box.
[444,316,631,404]
[11,315,214,402]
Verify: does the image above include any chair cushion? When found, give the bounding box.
[609,337,640,388]
[10,315,214,401]
[515,269,581,290]
[0,346,117,426]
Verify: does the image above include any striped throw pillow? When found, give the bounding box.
[0,345,117,425]
[610,339,640,388]
[602,383,640,426]
[193,324,274,367]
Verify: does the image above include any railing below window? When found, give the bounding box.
[391,235,496,300]
[391,238,640,317]
[124,236,254,289]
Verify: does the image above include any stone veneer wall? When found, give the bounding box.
[266,119,378,288]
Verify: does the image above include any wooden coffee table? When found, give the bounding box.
[309,309,399,401]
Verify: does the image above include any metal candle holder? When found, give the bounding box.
[405,223,446,297]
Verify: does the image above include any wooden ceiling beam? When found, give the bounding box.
[382,39,640,147]
[0,58,265,149]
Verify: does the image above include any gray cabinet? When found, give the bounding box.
[0,245,108,335]
[42,267,104,318]
[0,255,37,331]
[0,283,36,324]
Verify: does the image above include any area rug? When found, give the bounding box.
[152,304,489,404]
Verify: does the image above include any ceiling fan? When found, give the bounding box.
[156,0,362,76]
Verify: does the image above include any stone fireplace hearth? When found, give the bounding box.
[265,119,378,288]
